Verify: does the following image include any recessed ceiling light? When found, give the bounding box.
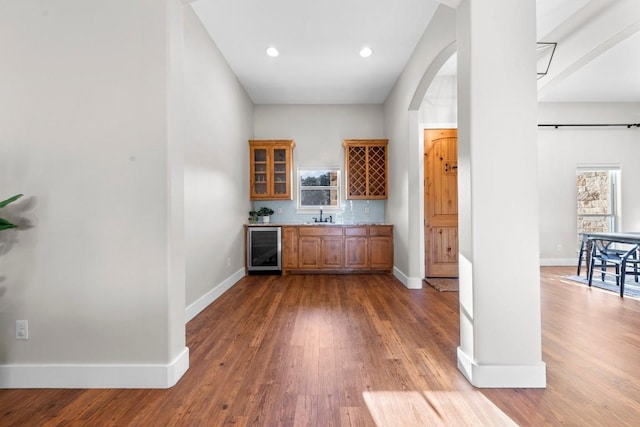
[359,47,373,58]
[266,47,279,58]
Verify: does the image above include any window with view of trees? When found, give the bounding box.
[298,168,340,209]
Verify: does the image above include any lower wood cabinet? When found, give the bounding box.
[282,226,299,269]
[298,226,343,269]
[283,224,393,273]
[369,225,394,269]
[298,236,321,268]
[344,226,369,269]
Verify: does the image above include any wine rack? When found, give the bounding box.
[343,139,388,199]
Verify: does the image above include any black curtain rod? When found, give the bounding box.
[538,123,640,129]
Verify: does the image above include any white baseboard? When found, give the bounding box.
[0,347,189,389]
[0,266,246,389]
[393,267,423,289]
[540,258,579,267]
[185,267,245,322]
[457,347,546,388]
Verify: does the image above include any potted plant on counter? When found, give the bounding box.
[0,194,23,231]
[256,207,274,223]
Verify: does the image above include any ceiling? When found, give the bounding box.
[191,0,640,105]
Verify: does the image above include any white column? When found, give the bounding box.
[455,0,546,387]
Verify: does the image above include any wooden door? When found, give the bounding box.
[424,129,458,277]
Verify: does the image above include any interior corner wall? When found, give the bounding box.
[254,104,384,165]
[182,7,254,319]
[383,5,456,285]
[538,102,640,265]
[0,0,188,388]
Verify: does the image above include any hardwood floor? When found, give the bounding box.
[2,267,640,426]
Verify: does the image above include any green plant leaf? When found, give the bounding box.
[257,207,274,216]
[0,194,23,209]
[0,217,18,230]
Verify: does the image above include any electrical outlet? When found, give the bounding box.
[16,320,28,340]
[226,257,231,267]
[364,206,370,214]
[277,208,283,215]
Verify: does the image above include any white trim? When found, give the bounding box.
[457,347,547,388]
[435,0,461,9]
[421,122,458,129]
[393,267,423,289]
[296,166,342,211]
[185,267,245,322]
[0,265,245,389]
[540,258,578,266]
[0,347,189,389]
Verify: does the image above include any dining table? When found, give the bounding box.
[577,231,640,278]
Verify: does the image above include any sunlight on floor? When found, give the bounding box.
[363,390,517,426]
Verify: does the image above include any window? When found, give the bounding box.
[297,167,340,210]
[576,166,620,246]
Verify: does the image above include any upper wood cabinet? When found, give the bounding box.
[343,139,388,199]
[249,140,295,200]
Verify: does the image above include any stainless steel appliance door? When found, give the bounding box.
[247,227,282,271]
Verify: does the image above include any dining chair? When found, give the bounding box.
[577,233,588,277]
[587,238,640,296]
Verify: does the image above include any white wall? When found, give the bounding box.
[538,102,640,264]
[416,86,640,268]
[253,105,385,222]
[182,8,254,317]
[255,104,384,164]
[0,0,188,387]
[383,5,456,287]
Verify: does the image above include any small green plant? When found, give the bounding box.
[255,207,274,217]
[0,194,23,231]
[248,207,274,223]
[249,207,274,218]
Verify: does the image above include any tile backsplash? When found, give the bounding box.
[250,200,385,224]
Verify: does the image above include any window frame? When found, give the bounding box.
[296,167,341,212]
[576,165,621,247]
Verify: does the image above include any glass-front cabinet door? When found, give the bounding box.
[252,147,268,197]
[249,140,295,200]
[272,148,289,197]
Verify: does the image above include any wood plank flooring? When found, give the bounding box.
[2,267,640,426]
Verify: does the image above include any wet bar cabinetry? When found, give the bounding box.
[282,226,299,270]
[344,226,369,269]
[343,139,388,199]
[283,225,393,274]
[298,226,343,269]
[249,140,295,200]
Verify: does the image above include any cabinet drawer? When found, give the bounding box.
[370,225,392,236]
[298,226,343,236]
[344,226,368,236]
